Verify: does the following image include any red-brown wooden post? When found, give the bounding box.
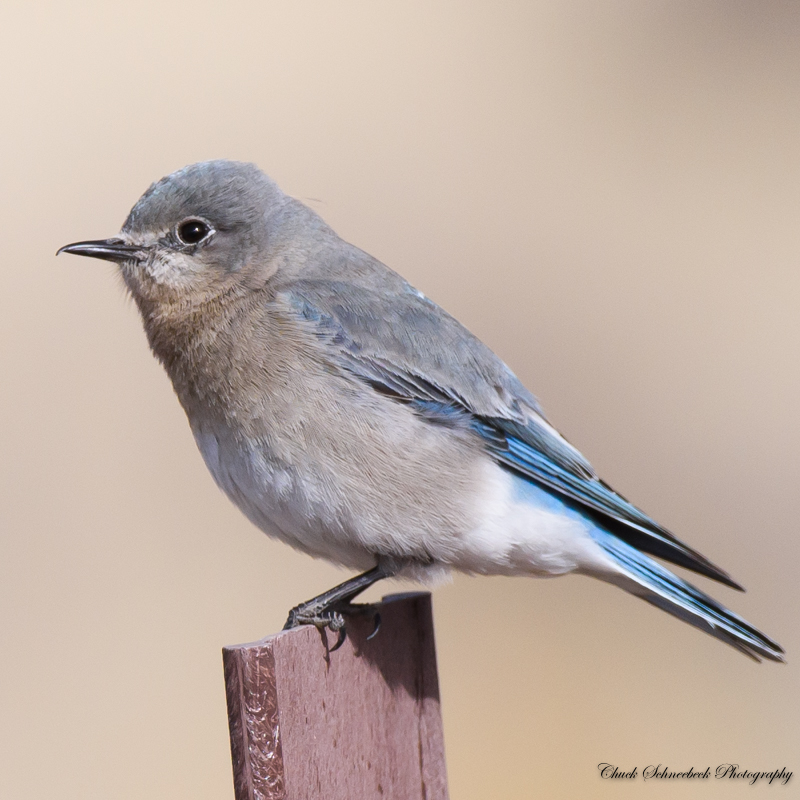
[222,592,449,800]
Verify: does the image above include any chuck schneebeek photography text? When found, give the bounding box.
[598,763,792,785]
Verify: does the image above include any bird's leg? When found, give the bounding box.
[282,562,398,636]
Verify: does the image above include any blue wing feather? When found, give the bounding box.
[469,418,743,589]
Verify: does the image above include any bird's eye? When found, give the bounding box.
[176,219,212,245]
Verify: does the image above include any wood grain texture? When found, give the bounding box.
[223,592,449,800]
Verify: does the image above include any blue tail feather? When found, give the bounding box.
[590,528,784,663]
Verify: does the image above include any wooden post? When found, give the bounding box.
[222,592,449,800]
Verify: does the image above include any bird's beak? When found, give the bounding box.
[56,238,145,264]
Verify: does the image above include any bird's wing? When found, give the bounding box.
[280,279,741,590]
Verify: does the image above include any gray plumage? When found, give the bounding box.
[58,160,784,662]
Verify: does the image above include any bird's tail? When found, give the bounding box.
[588,528,784,662]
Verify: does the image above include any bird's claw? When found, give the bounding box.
[329,625,348,652]
[367,611,382,640]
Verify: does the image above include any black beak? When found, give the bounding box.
[56,238,145,264]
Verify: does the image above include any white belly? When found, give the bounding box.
[455,460,614,578]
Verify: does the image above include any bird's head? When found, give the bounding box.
[58,160,288,307]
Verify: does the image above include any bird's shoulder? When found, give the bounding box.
[272,261,542,425]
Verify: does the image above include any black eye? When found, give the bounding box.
[176,219,212,245]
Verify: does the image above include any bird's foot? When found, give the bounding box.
[281,563,397,649]
[283,605,346,632]
[283,601,382,650]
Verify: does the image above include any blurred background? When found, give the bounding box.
[1,1,798,797]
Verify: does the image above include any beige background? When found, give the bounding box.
[1,2,798,798]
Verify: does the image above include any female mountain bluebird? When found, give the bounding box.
[59,160,783,661]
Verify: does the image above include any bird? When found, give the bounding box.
[58,159,783,662]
